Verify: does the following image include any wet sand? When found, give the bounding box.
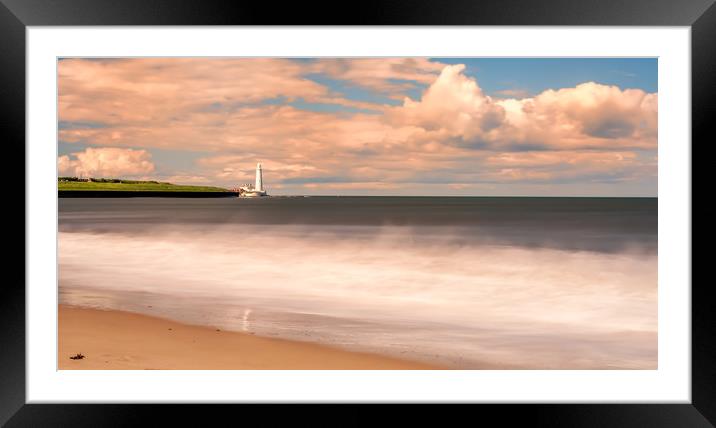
[58,305,441,370]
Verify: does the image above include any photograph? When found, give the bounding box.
[1,0,706,421]
[57,57,658,371]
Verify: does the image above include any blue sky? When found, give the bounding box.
[437,58,657,95]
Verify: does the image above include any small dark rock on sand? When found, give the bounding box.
[70,353,85,360]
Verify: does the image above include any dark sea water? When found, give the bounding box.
[59,197,657,369]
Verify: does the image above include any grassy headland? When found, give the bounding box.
[58,177,229,192]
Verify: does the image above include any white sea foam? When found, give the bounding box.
[59,225,657,369]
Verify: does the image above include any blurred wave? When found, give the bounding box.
[59,214,657,369]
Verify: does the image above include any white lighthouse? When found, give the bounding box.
[255,162,263,192]
[238,162,268,197]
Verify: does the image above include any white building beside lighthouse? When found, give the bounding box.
[238,163,268,197]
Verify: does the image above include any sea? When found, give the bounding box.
[58,196,658,369]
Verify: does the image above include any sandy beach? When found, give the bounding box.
[58,305,441,370]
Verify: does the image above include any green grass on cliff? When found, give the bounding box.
[58,179,229,192]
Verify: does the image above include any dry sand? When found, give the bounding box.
[58,305,441,370]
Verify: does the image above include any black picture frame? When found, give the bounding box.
[2,0,709,425]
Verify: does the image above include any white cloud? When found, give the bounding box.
[390,64,506,141]
[58,147,155,178]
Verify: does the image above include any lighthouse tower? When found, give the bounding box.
[238,163,268,197]
[255,163,263,192]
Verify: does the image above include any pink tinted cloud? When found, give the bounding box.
[58,147,155,178]
[59,58,330,126]
[502,82,658,148]
[58,58,440,128]
[309,58,445,95]
[303,182,402,190]
[484,151,652,183]
[390,64,657,151]
[390,64,506,140]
